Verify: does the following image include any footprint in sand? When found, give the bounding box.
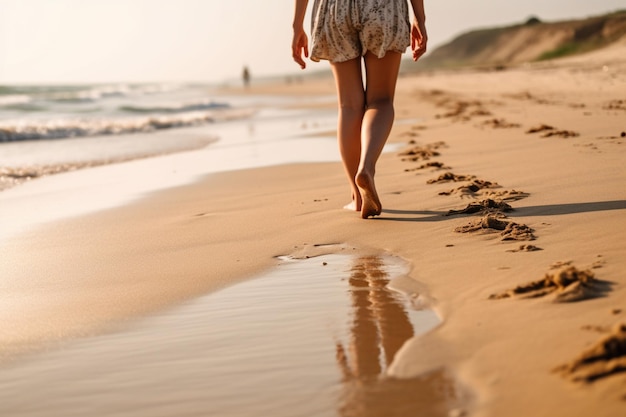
[399,141,446,162]
[427,172,476,184]
[603,99,626,111]
[596,133,626,141]
[455,213,536,242]
[435,99,492,121]
[553,323,626,386]
[506,91,554,105]
[482,189,530,202]
[478,118,521,129]
[400,125,428,138]
[542,130,580,138]
[438,179,500,197]
[506,244,543,253]
[488,265,612,303]
[404,161,451,172]
[445,199,513,216]
[526,124,579,138]
[420,89,492,121]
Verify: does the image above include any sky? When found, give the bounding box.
[0,0,624,85]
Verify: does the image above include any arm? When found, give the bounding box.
[409,0,428,61]
[292,0,310,69]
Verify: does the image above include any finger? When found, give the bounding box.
[413,42,427,61]
[293,51,306,69]
[293,54,305,69]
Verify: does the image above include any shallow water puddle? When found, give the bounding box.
[0,253,465,416]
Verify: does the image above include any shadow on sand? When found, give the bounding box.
[377,200,626,222]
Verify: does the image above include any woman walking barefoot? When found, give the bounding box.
[292,0,427,218]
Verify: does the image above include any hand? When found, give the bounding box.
[411,20,428,62]
[292,27,309,69]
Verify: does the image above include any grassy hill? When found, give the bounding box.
[410,10,626,70]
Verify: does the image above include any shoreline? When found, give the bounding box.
[1,48,626,416]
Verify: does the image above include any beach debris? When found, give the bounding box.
[489,265,610,302]
[553,323,626,384]
[445,199,512,216]
[399,141,446,162]
[455,213,535,241]
[506,244,543,252]
[428,172,476,184]
[479,118,521,129]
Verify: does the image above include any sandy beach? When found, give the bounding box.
[1,40,626,416]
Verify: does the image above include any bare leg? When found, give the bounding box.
[330,59,365,211]
[357,51,402,218]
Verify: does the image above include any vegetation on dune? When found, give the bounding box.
[408,10,626,71]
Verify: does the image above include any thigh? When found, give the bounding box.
[363,51,402,104]
[330,57,365,109]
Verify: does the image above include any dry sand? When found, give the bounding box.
[1,43,626,416]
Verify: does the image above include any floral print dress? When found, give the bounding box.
[310,0,411,63]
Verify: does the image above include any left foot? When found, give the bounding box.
[343,201,360,211]
[343,190,362,211]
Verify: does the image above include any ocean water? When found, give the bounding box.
[0,83,248,142]
[0,82,343,238]
[0,82,340,166]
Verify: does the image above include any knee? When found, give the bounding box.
[338,100,365,116]
[365,97,394,110]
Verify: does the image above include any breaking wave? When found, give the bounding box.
[119,101,229,114]
[0,109,251,142]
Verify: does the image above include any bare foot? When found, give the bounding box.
[343,201,360,211]
[356,171,382,219]
[343,191,362,211]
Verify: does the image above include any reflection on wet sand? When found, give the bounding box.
[336,256,458,417]
[0,253,464,417]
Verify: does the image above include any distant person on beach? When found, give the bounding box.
[292,0,427,218]
[242,66,251,88]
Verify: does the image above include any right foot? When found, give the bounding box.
[355,172,382,219]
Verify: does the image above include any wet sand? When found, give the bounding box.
[1,41,626,416]
[0,251,468,417]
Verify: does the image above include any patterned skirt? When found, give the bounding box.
[310,0,411,63]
